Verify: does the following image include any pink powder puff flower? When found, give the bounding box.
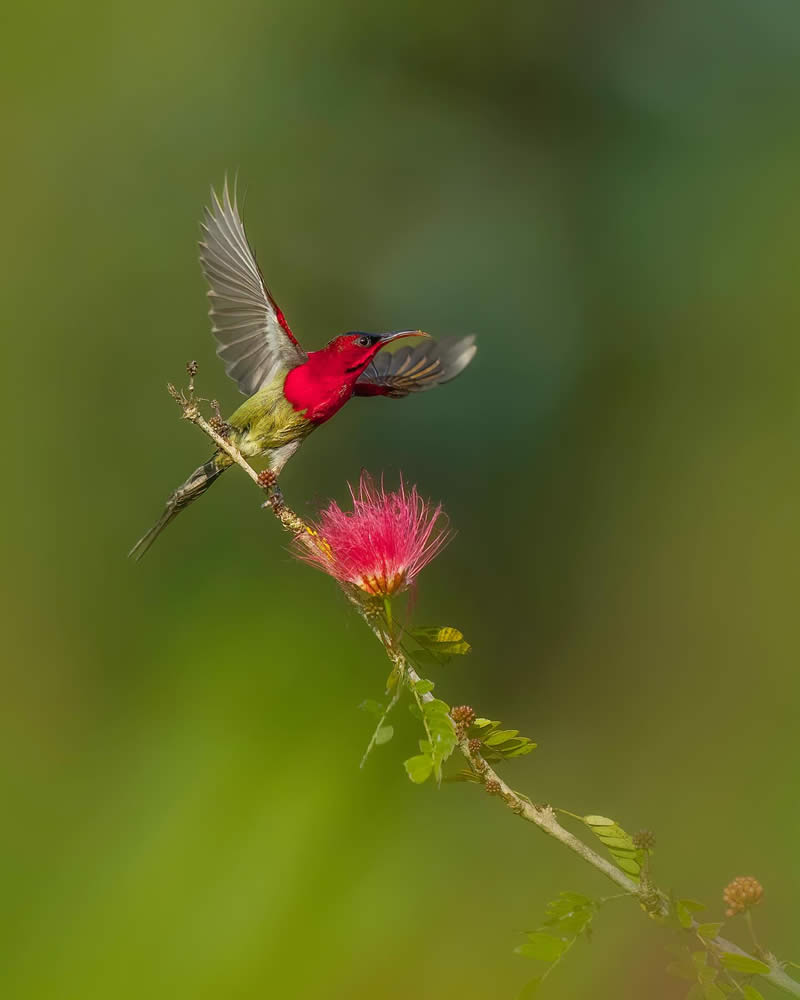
[294,472,450,597]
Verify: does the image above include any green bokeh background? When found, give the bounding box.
[4,2,800,997]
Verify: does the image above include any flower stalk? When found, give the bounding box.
[171,379,800,1000]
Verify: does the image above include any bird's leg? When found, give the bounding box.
[256,442,301,513]
[270,484,285,510]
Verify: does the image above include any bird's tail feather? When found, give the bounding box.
[128,456,226,561]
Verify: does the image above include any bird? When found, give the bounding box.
[129,180,477,560]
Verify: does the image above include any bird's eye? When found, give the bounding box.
[356,335,372,348]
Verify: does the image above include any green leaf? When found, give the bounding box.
[703,986,726,1000]
[410,625,471,660]
[359,699,384,717]
[692,952,717,985]
[583,815,641,879]
[543,892,593,921]
[467,716,537,763]
[679,899,707,913]
[413,679,434,695]
[484,729,520,746]
[413,648,449,668]
[515,933,568,962]
[676,901,695,929]
[557,892,593,907]
[550,910,594,936]
[720,953,770,975]
[696,923,723,940]
[503,741,538,758]
[411,625,467,644]
[423,700,457,756]
[423,698,451,716]
[541,893,597,938]
[374,725,393,746]
[404,754,433,784]
[741,986,765,1000]
[445,768,483,783]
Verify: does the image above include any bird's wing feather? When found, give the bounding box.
[355,336,477,398]
[199,179,307,396]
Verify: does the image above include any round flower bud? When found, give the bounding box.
[723,876,763,916]
[450,705,476,727]
[257,469,277,489]
[633,830,656,851]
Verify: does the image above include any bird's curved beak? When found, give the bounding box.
[380,329,431,344]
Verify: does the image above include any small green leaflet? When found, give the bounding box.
[404,694,457,785]
[696,922,723,940]
[515,892,597,993]
[374,725,393,745]
[720,953,771,975]
[423,698,458,779]
[542,891,595,937]
[741,986,765,1000]
[582,816,643,878]
[467,718,537,763]
[408,625,471,664]
[515,933,568,962]
[404,754,433,783]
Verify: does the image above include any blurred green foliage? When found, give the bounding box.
[3,0,800,997]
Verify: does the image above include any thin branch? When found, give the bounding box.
[173,381,800,999]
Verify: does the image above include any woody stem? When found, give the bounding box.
[176,384,800,999]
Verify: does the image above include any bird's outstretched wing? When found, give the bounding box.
[199,180,307,396]
[355,336,477,398]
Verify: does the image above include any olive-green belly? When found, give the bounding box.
[227,377,313,458]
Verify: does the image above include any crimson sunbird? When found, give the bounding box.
[129,181,477,559]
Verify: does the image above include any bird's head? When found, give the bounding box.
[322,330,429,378]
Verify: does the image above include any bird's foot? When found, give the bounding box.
[257,470,285,511]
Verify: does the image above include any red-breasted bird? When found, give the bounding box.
[129,181,476,559]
